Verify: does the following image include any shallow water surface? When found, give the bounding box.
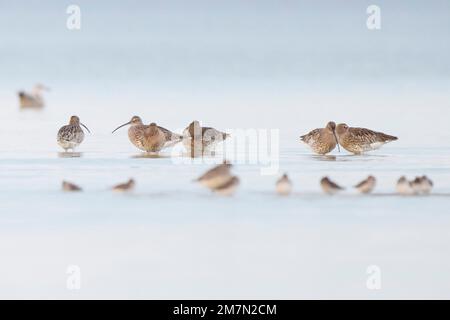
[1,120,450,298]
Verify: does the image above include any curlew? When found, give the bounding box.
[183,120,229,151]
[300,121,340,155]
[57,115,90,152]
[112,116,182,153]
[336,123,397,154]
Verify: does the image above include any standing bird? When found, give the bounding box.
[354,175,376,194]
[300,121,340,155]
[194,162,233,189]
[335,123,398,154]
[112,178,135,192]
[276,173,293,196]
[212,176,240,196]
[62,181,82,192]
[18,84,50,109]
[112,116,182,153]
[396,176,415,195]
[183,120,230,151]
[411,176,433,195]
[57,115,90,152]
[320,177,345,195]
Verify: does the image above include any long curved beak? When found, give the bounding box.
[81,123,91,134]
[333,131,340,152]
[112,121,131,133]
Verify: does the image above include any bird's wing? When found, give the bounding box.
[158,126,183,142]
[202,127,228,141]
[300,128,320,143]
[349,127,397,143]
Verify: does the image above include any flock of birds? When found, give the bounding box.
[19,84,433,197]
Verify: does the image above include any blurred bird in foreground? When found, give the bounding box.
[354,175,376,194]
[195,161,238,195]
[112,178,135,192]
[195,162,233,189]
[396,176,415,195]
[276,173,292,196]
[411,176,433,195]
[320,176,345,195]
[62,181,82,192]
[212,176,240,196]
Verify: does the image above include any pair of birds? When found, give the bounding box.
[194,162,240,196]
[319,176,376,195]
[275,174,376,195]
[300,121,398,155]
[18,84,50,109]
[396,176,433,195]
[57,115,229,153]
[62,178,136,192]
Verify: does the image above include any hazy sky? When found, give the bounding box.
[1,0,449,83]
[0,1,449,137]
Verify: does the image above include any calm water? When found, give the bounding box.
[1,117,450,299]
[1,0,450,298]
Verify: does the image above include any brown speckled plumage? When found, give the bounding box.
[336,124,398,154]
[128,123,166,152]
[57,116,90,151]
[183,120,229,150]
[112,116,182,152]
[300,121,339,155]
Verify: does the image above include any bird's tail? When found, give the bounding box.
[381,133,398,142]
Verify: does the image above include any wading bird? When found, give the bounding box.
[112,116,182,153]
[57,116,90,152]
[300,121,340,155]
[336,123,397,154]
